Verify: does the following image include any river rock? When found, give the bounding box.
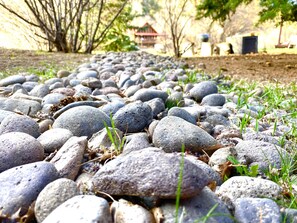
[0,132,44,173]
[35,178,80,222]
[159,187,233,223]
[167,107,196,125]
[77,70,98,80]
[152,116,218,153]
[0,98,41,115]
[131,88,168,102]
[234,198,281,223]
[42,93,67,106]
[0,161,59,216]
[43,195,112,223]
[201,93,226,106]
[0,114,40,138]
[113,101,153,133]
[145,97,165,118]
[216,176,282,211]
[122,132,151,155]
[52,105,111,138]
[111,199,155,223]
[90,147,210,199]
[37,128,74,153]
[0,109,15,123]
[0,74,26,87]
[234,140,288,170]
[50,136,87,180]
[189,81,218,102]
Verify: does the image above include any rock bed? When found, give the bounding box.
[0,51,296,222]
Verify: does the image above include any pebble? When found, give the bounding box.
[216,176,282,211]
[37,128,74,153]
[0,114,40,137]
[50,136,87,180]
[43,195,112,223]
[34,178,80,222]
[52,105,111,138]
[189,81,218,102]
[0,74,26,87]
[234,198,281,223]
[0,132,44,173]
[90,147,210,199]
[0,161,59,216]
[113,101,153,133]
[153,116,218,153]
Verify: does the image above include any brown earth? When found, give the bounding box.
[185,53,297,84]
[1,48,297,84]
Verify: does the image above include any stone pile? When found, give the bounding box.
[0,51,296,222]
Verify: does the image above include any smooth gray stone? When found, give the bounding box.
[25,74,39,82]
[234,198,281,223]
[0,75,26,87]
[43,195,112,223]
[0,132,44,173]
[90,147,210,199]
[216,176,282,211]
[204,114,230,127]
[35,178,80,223]
[50,136,87,180]
[49,81,64,90]
[22,81,39,92]
[0,114,40,138]
[201,93,226,106]
[111,199,155,223]
[0,161,59,216]
[52,101,106,119]
[160,187,233,223]
[124,85,142,97]
[168,107,196,125]
[73,84,92,94]
[242,132,279,145]
[81,77,102,89]
[29,84,50,98]
[153,116,218,153]
[0,109,15,123]
[77,71,98,80]
[53,106,111,139]
[122,133,151,155]
[113,101,153,133]
[145,98,165,118]
[42,93,66,106]
[131,88,168,102]
[0,98,41,115]
[44,77,63,86]
[37,128,74,153]
[190,81,218,102]
[234,140,288,169]
[100,100,125,116]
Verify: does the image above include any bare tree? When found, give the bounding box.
[162,0,191,57]
[0,0,129,53]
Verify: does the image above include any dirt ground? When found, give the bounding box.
[1,48,297,84]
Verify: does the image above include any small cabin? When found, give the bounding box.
[134,23,164,47]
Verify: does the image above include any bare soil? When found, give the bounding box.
[185,53,297,84]
[1,48,297,84]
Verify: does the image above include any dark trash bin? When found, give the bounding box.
[242,36,258,54]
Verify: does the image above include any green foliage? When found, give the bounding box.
[103,114,126,155]
[141,0,161,17]
[175,144,185,223]
[101,4,138,52]
[196,0,252,25]
[227,155,259,178]
[258,0,297,24]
